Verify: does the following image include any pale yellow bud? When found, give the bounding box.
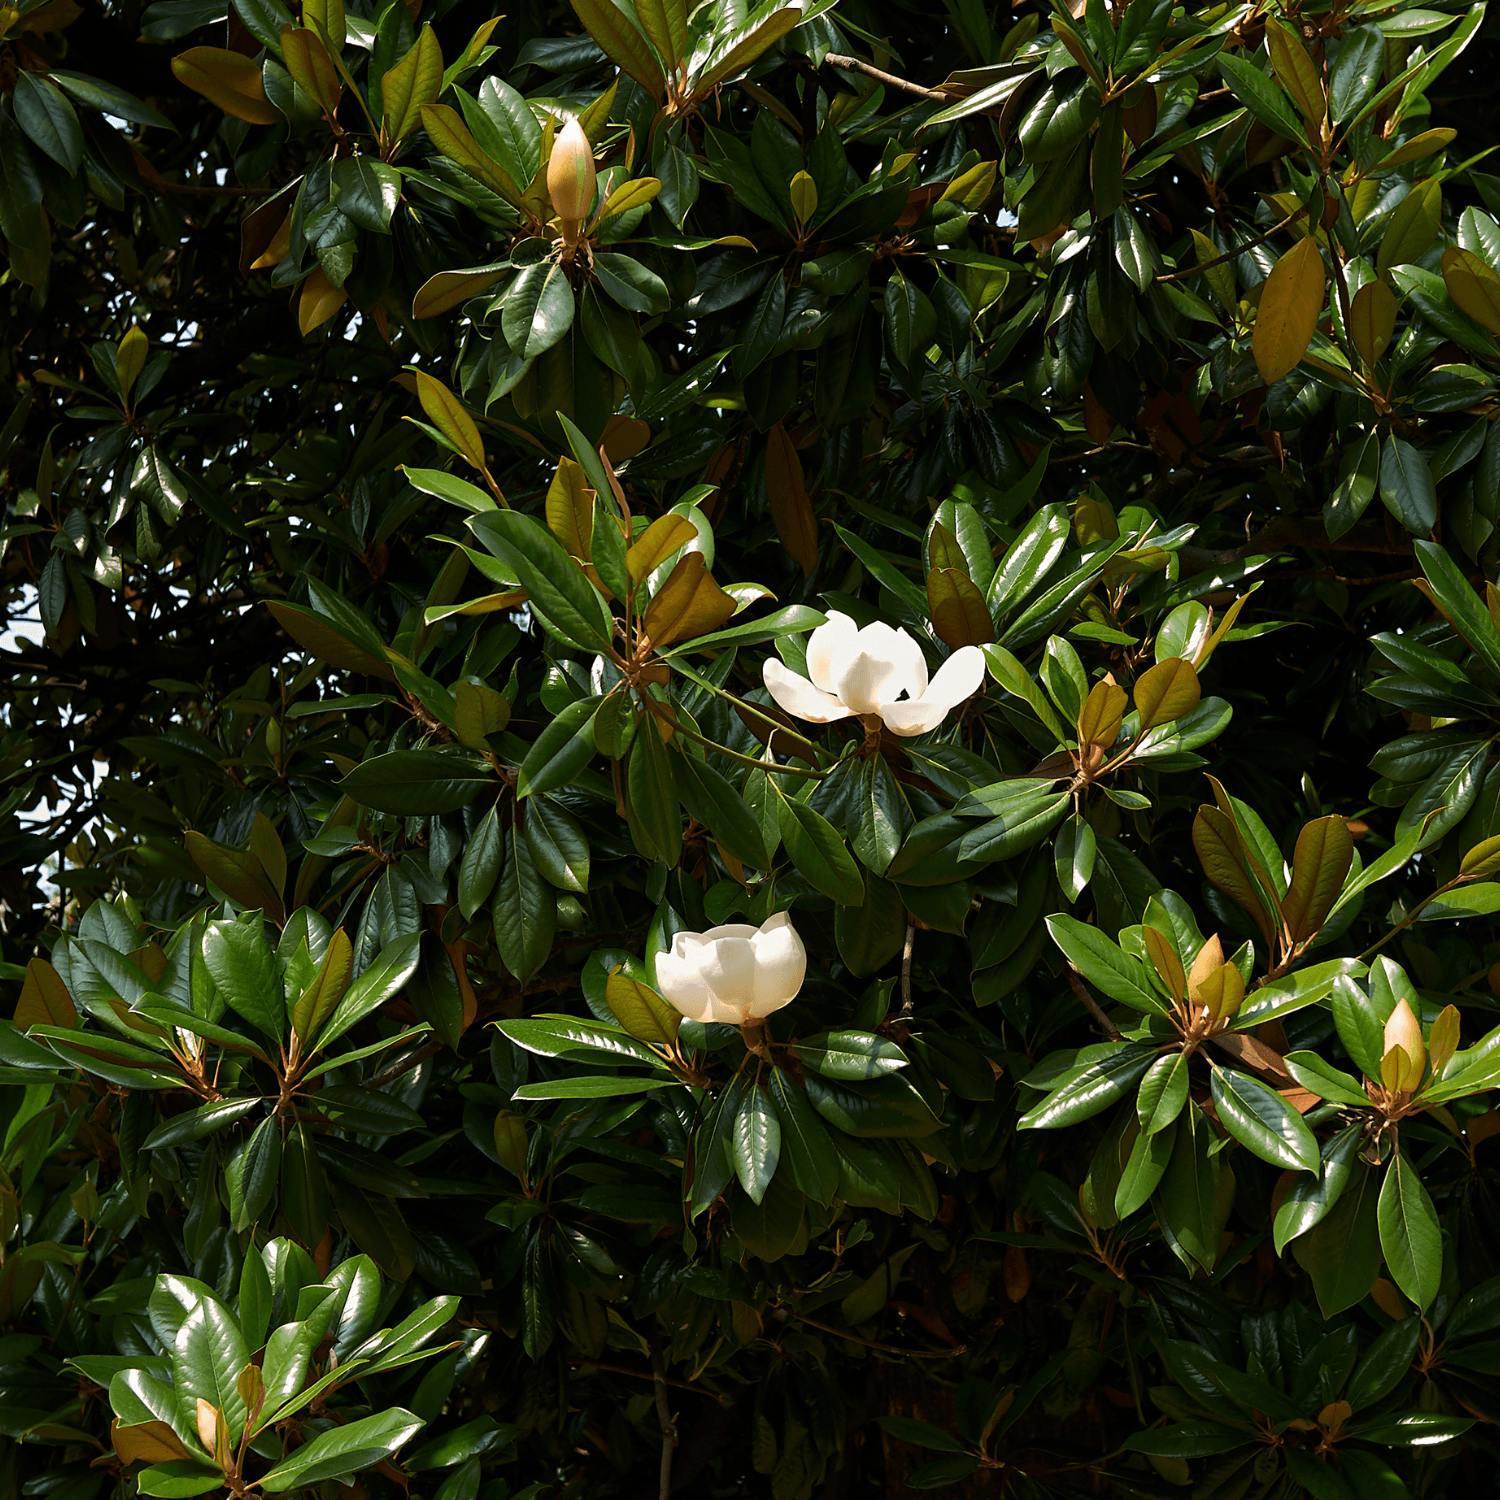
[1186,936,1243,1025]
[195,1398,222,1458]
[1382,998,1425,1092]
[547,119,596,234]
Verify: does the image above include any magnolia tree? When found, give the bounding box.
[4,0,1500,1498]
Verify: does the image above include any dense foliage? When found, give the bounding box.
[4,0,1500,1496]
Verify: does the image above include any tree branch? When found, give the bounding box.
[822,53,946,101]
[1066,966,1122,1043]
[649,1337,677,1500]
[1153,206,1310,284]
[1178,514,1415,573]
[365,1035,445,1089]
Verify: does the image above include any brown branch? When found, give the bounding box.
[365,1035,445,1089]
[1066,966,1122,1043]
[154,181,278,197]
[649,1338,677,1500]
[822,53,946,101]
[899,922,915,1018]
[789,1312,966,1358]
[1153,205,1309,284]
[569,1359,707,1398]
[1178,514,1415,573]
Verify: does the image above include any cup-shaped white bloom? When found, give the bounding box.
[654,913,806,1026]
[762,611,985,737]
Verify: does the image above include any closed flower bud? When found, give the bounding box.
[547,118,596,234]
[195,1398,222,1458]
[654,913,806,1027]
[1186,936,1243,1025]
[1382,998,1426,1092]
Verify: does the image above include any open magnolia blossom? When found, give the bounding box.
[762,611,986,737]
[655,913,806,1026]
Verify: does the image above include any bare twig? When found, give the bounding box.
[822,53,946,101]
[366,1035,445,1089]
[1153,205,1309,284]
[649,1339,677,1500]
[568,1359,708,1398]
[790,1311,966,1358]
[1177,513,1414,573]
[899,922,916,1017]
[1066,966,1122,1043]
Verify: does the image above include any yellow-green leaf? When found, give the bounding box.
[927,567,993,649]
[1460,832,1500,878]
[1376,179,1442,276]
[1265,18,1326,131]
[568,0,666,95]
[1253,235,1325,385]
[455,679,511,750]
[116,325,148,405]
[1349,278,1399,366]
[14,957,75,1029]
[599,175,662,223]
[940,160,997,210]
[626,513,697,585]
[412,265,508,320]
[111,1419,190,1466]
[266,598,394,678]
[1143,927,1184,1001]
[606,966,680,1045]
[633,0,687,74]
[641,553,736,648]
[1077,677,1127,748]
[414,370,486,471]
[303,0,345,50]
[789,170,818,225]
[247,812,286,900]
[764,422,818,578]
[1192,806,1277,950]
[1281,814,1354,944]
[1441,246,1500,334]
[186,831,286,924]
[546,456,595,559]
[279,25,341,117]
[1133,656,1201,734]
[171,46,282,125]
[297,267,346,336]
[1374,127,1456,172]
[382,24,444,143]
[1428,1004,1461,1074]
[419,103,523,205]
[1189,227,1235,314]
[686,8,802,106]
[291,927,353,1043]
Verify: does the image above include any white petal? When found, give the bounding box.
[699,936,758,1007]
[763,659,853,724]
[880,646,986,737]
[705,995,750,1025]
[834,624,928,714]
[702,923,758,942]
[805,611,858,695]
[655,943,715,1022]
[747,912,806,1017]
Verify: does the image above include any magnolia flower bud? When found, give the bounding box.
[763,611,986,737]
[547,118,596,235]
[195,1398,222,1458]
[1187,935,1243,1026]
[1382,998,1426,1092]
[654,913,806,1027]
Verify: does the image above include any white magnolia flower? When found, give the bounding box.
[654,913,806,1026]
[762,610,986,737]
